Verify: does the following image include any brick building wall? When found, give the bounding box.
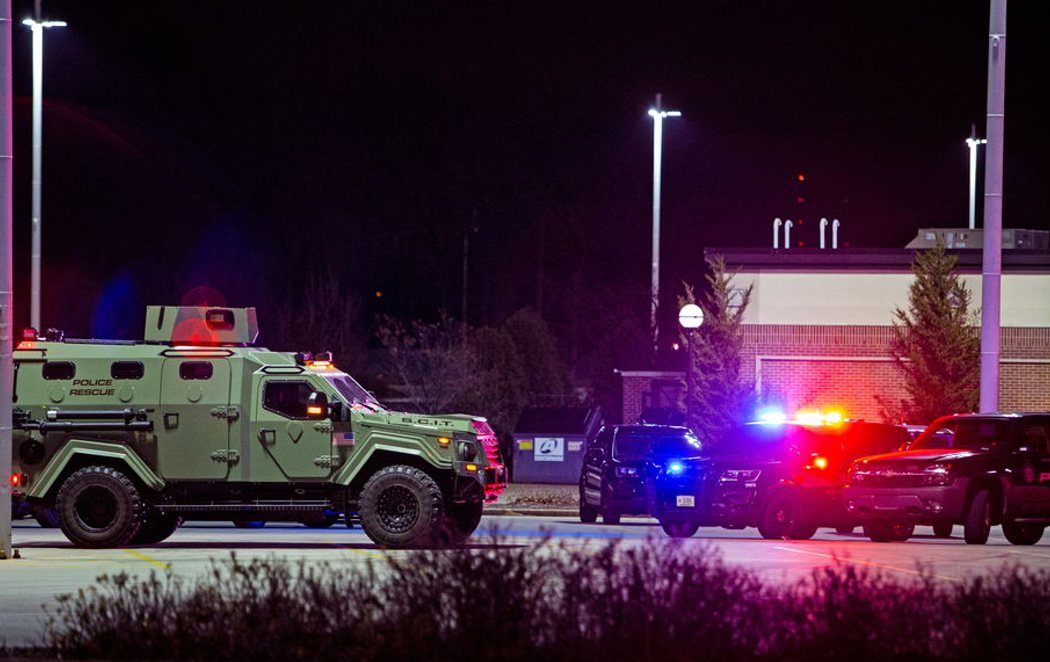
[742,325,1050,420]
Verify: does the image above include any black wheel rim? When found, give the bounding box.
[376,485,420,533]
[75,486,119,531]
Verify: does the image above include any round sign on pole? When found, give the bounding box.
[678,303,704,329]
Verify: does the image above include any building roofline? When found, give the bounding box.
[705,247,1050,272]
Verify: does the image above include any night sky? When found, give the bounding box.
[8,1,1049,347]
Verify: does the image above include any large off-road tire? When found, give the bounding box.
[579,485,599,523]
[131,512,182,545]
[963,489,992,545]
[359,465,445,548]
[864,520,915,542]
[932,522,954,538]
[56,466,147,548]
[660,519,700,539]
[1002,521,1045,546]
[442,500,484,545]
[758,491,816,540]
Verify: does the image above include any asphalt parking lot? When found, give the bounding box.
[3,509,1049,648]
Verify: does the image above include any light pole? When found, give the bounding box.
[23,11,65,332]
[965,124,987,231]
[648,94,681,356]
[678,303,703,430]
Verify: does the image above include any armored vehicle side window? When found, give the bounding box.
[111,361,144,380]
[263,381,316,419]
[179,361,214,380]
[42,361,75,380]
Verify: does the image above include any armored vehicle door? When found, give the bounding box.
[158,358,234,480]
[250,377,334,480]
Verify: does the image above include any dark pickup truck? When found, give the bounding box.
[844,413,1050,544]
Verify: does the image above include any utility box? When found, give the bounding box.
[511,406,602,484]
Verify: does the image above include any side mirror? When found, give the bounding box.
[306,392,328,419]
[329,400,344,421]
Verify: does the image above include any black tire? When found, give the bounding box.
[864,520,914,542]
[579,488,599,524]
[758,491,814,540]
[932,522,954,538]
[661,519,700,538]
[1002,521,1045,546]
[55,466,147,548]
[299,514,339,528]
[963,489,992,545]
[233,520,266,528]
[443,501,484,544]
[835,525,856,535]
[600,485,621,525]
[131,512,182,545]
[359,465,445,548]
[31,505,61,528]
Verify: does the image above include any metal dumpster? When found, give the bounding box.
[511,405,602,484]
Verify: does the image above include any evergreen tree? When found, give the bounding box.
[878,242,980,424]
[679,256,754,444]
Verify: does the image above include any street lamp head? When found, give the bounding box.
[965,137,987,148]
[678,303,704,329]
[22,18,67,28]
[648,108,682,120]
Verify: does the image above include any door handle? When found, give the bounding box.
[259,429,276,446]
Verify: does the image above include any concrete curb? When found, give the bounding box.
[484,507,578,517]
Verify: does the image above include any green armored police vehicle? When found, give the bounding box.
[10,306,507,548]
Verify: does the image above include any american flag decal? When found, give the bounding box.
[334,431,355,447]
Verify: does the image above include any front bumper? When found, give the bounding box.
[843,483,968,522]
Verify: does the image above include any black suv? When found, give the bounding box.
[654,420,909,539]
[579,425,702,524]
[845,412,1050,544]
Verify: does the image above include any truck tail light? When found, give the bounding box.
[10,473,22,487]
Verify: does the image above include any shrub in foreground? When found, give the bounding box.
[17,535,1050,661]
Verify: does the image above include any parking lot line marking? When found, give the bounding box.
[123,549,171,569]
[772,545,961,583]
[346,548,389,562]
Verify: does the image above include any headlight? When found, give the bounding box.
[666,461,685,475]
[719,469,761,483]
[615,466,640,478]
[453,433,479,461]
[922,463,953,486]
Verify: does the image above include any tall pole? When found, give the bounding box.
[2,0,16,560]
[979,0,1007,413]
[24,9,64,331]
[966,124,986,231]
[648,94,680,357]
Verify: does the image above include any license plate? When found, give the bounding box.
[676,495,695,507]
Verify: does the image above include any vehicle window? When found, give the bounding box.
[42,361,75,380]
[712,423,813,457]
[179,362,213,380]
[594,427,614,451]
[1020,423,1050,455]
[263,380,320,419]
[111,361,144,380]
[911,419,1011,452]
[845,424,910,459]
[648,433,703,459]
[613,430,653,460]
[324,374,382,410]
